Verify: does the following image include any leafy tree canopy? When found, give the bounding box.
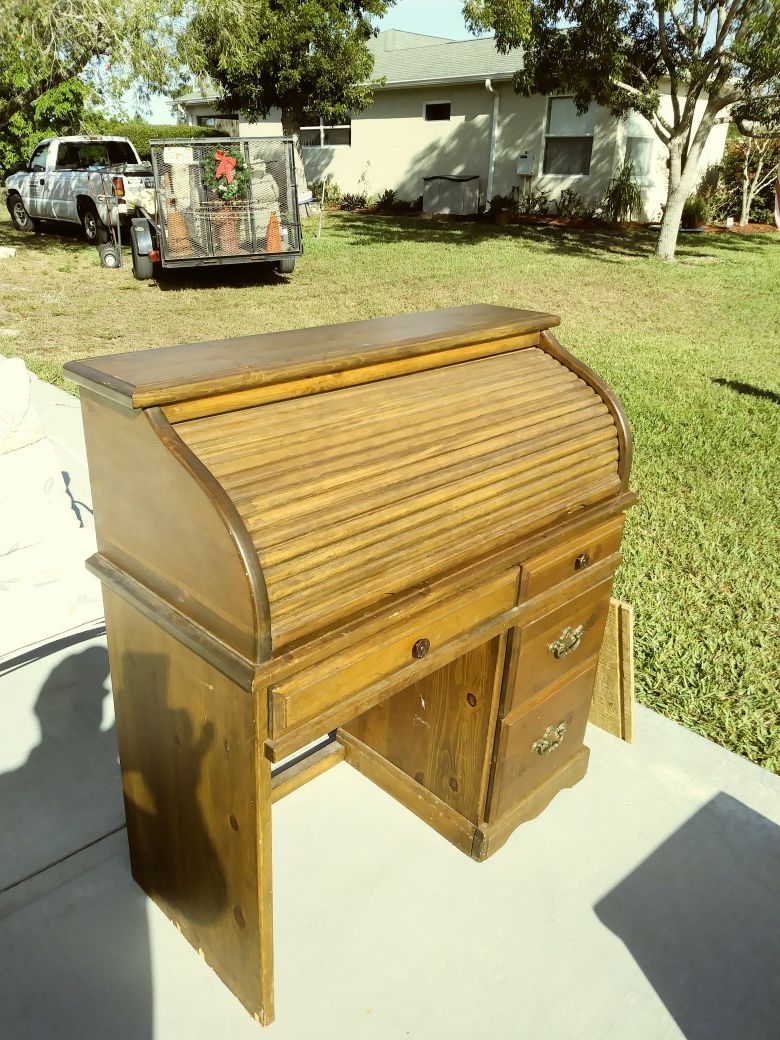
[180,0,396,133]
[0,0,185,132]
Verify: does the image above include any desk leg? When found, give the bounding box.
[104,591,275,1025]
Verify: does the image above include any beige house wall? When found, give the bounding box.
[184,84,729,221]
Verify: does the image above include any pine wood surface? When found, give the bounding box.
[63,304,559,408]
[177,348,619,648]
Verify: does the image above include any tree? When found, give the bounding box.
[463,0,780,260]
[180,0,396,150]
[1,0,184,133]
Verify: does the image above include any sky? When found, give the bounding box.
[139,0,474,123]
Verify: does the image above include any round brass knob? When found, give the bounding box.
[574,552,591,571]
[411,638,430,659]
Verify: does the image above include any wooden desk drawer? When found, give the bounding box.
[488,663,597,821]
[503,574,613,717]
[522,516,624,600]
[269,568,519,737]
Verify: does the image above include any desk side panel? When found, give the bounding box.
[104,590,274,1024]
[80,389,266,659]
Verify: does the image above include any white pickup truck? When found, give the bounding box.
[5,135,154,242]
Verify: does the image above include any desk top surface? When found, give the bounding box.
[64,305,559,409]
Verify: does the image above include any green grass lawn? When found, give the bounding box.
[1,210,778,770]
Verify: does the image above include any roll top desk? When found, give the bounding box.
[65,305,635,1026]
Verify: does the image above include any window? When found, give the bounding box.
[300,117,352,147]
[30,145,48,172]
[424,102,451,122]
[624,113,655,179]
[196,113,238,128]
[543,97,596,176]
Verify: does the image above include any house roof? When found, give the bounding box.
[368,32,523,88]
[176,29,523,107]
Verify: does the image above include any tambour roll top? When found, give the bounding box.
[65,305,630,661]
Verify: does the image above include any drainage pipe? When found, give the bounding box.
[484,78,500,209]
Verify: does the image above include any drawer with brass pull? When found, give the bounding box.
[268,567,519,739]
[522,516,624,601]
[487,663,597,822]
[501,574,613,717]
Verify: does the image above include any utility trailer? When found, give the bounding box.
[129,136,303,281]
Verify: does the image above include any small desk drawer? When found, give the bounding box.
[503,574,613,717]
[488,663,597,821]
[269,568,519,737]
[522,517,624,600]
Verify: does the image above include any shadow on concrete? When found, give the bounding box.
[0,645,119,892]
[595,792,780,1040]
[712,378,780,405]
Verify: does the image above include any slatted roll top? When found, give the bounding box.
[66,305,630,659]
[175,347,619,647]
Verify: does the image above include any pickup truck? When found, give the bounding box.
[5,135,154,242]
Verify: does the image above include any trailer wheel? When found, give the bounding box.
[131,240,155,280]
[276,256,296,275]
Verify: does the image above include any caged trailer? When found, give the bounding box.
[128,137,303,281]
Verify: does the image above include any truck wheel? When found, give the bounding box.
[80,203,109,245]
[276,257,295,275]
[131,240,155,280]
[9,196,40,233]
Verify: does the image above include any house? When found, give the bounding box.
[176,29,728,220]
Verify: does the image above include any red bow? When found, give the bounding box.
[214,150,236,183]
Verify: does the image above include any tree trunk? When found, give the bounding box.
[656,141,689,260]
[655,108,716,261]
[281,108,308,199]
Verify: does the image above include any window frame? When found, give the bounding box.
[624,134,655,183]
[541,96,596,178]
[423,100,452,122]
[299,116,352,148]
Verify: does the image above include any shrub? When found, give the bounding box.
[518,187,550,216]
[602,161,642,222]
[681,195,710,228]
[310,178,342,206]
[555,188,586,219]
[101,120,221,160]
[339,192,368,211]
[374,187,397,210]
[490,192,516,215]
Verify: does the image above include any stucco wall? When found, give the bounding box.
[184,86,728,220]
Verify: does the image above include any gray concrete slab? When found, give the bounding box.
[1,704,778,1040]
[28,373,93,527]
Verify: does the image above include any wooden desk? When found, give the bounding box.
[66,305,635,1026]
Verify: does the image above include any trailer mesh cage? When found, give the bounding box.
[149,137,302,263]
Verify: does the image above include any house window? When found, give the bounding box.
[624,113,655,178]
[424,102,451,122]
[299,118,352,147]
[196,113,238,128]
[543,97,597,175]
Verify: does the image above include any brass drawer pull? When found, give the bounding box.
[548,624,584,659]
[574,552,590,571]
[411,637,431,659]
[532,720,568,755]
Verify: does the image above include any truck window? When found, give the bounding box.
[30,145,48,172]
[56,144,80,170]
[77,141,138,168]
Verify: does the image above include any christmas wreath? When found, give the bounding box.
[202,147,251,203]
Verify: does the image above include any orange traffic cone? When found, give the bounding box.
[266,211,281,252]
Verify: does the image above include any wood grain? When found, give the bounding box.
[64,304,559,408]
[589,598,635,741]
[103,589,274,1023]
[343,638,504,824]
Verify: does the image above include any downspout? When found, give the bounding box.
[484,78,500,209]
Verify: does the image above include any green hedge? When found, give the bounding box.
[101,121,222,161]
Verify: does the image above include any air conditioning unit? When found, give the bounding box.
[422,175,480,215]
